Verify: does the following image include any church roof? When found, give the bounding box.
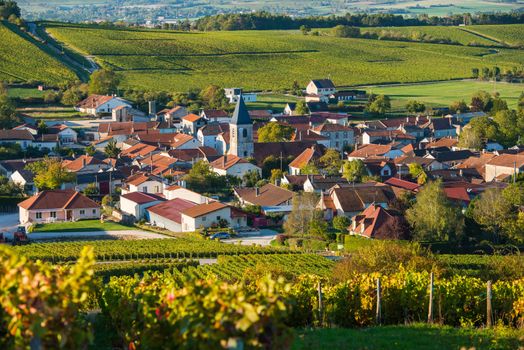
[231,96,252,125]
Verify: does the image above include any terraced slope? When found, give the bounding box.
[0,22,76,85]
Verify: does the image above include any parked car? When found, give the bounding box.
[209,232,231,240]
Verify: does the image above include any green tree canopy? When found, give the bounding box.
[406,180,464,241]
[88,69,120,95]
[449,100,469,113]
[366,95,391,115]
[332,25,360,38]
[26,157,76,190]
[342,159,367,183]
[284,192,322,236]
[199,84,228,110]
[0,91,20,129]
[405,100,426,113]
[257,123,294,143]
[104,139,121,158]
[408,163,427,185]
[319,148,342,176]
[294,100,308,115]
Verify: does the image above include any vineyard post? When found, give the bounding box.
[428,272,434,324]
[317,280,323,327]
[486,280,493,328]
[376,278,382,325]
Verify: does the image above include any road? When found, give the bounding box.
[0,213,20,238]
[223,229,277,246]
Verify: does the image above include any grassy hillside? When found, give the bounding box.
[44,22,524,92]
[0,22,76,85]
[469,24,524,46]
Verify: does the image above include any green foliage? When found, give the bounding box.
[85,144,96,156]
[284,192,323,236]
[258,122,295,142]
[319,149,342,176]
[332,25,360,38]
[199,84,228,109]
[408,162,427,185]
[405,100,426,113]
[83,182,99,196]
[104,139,120,158]
[332,215,350,233]
[406,180,464,242]
[294,100,308,115]
[366,94,391,115]
[61,83,88,106]
[185,160,229,195]
[0,175,23,197]
[0,1,20,19]
[342,159,367,183]
[457,116,499,149]
[0,91,20,129]
[242,169,262,187]
[25,157,76,190]
[449,100,469,113]
[0,245,95,348]
[89,69,119,95]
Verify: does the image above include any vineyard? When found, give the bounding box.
[42,22,524,92]
[0,22,76,85]
[468,24,524,46]
[13,238,290,262]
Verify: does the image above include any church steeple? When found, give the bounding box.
[231,95,252,125]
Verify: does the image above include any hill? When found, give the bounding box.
[43,22,524,92]
[0,21,76,85]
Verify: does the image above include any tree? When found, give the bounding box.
[294,100,308,115]
[88,69,119,95]
[61,83,89,106]
[0,92,20,129]
[449,100,469,113]
[0,175,23,197]
[257,123,294,143]
[333,215,350,233]
[270,169,284,185]
[299,25,311,35]
[518,92,524,112]
[457,116,499,150]
[405,100,426,113]
[185,160,228,194]
[470,90,493,112]
[37,120,48,134]
[200,84,228,109]
[469,188,512,243]
[284,192,322,236]
[406,180,464,241]
[291,80,301,96]
[25,157,76,190]
[408,163,427,185]
[242,170,261,187]
[366,95,391,115]
[104,139,121,158]
[0,0,20,19]
[493,109,520,146]
[319,148,342,176]
[300,163,319,175]
[332,25,360,38]
[85,145,96,156]
[83,182,99,196]
[342,159,367,183]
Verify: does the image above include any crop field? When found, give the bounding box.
[43,23,524,92]
[365,80,524,110]
[468,24,524,46]
[0,22,76,85]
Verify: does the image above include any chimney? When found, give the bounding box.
[82,157,86,167]
[255,187,260,197]
[148,101,156,116]
[223,155,227,168]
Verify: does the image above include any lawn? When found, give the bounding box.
[33,220,132,233]
[364,80,524,110]
[246,93,301,112]
[43,23,524,92]
[16,106,91,120]
[7,87,46,99]
[292,324,524,350]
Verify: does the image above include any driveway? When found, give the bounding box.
[25,230,169,241]
[0,213,21,237]
[223,229,277,246]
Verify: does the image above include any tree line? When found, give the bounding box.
[191,11,524,32]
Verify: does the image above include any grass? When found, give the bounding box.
[470,24,524,46]
[16,106,91,119]
[7,87,46,99]
[33,220,132,233]
[42,22,524,92]
[292,324,524,350]
[246,93,301,112]
[0,21,76,85]
[364,80,524,110]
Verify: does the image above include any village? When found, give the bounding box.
[0,78,520,248]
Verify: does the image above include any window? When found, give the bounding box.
[335,133,339,139]
[202,217,206,222]
[244,151,247,157]
[50,211,57,218]
[217,216,221,221]
[80,210,85,215]
[242,129,248,138]
[142,186,148,193]
[36,212,42,219]
[92,209,96,214]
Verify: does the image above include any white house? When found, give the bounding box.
[310,123,354,151]
[48,124,78,145]
[10,170,36,195]
[306,79,336,103]
[0,130,34,149]
[163,185,209,203]
[75,95,132,116]
[121,173,164,195]
[209,155,261,178]
[224,88,257,103]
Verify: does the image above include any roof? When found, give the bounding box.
[13,169,34,182]
[312,123,352,133]
[331,186,392,213]
[210,155,251,170]
[18,190,99,210]
[182,113,203,123]
[311,79,335,89]
[147,198,196,223]
[121,192,165,205]
[253,141,320,165]
[125,172,162,187]
[486,154,524,168]
[443,187,471,203]
[348,144,394,158]
[198,123,229,136]
[352,204,410,239]
[231,95,252,125]
[426,150,474,163]
[120,143,159,158]
[288,146,316,169]
[0,158,44,173]
[234,183,293,207]
[181,201,228,218]
[0,129,34,141]
[76,94,114,109]
[98,121,159,135]
[63,155,105,172]
[137,132,195,149]
[384,177,419,191]
[202,109,228,118]
[425,137,458,149]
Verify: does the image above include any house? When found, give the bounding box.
[234,183,294,213]
[69,170,124,195]
[347,144,404,160]
[147,199,231,232]
[423,117,458,138]
[210,155,261,178]
[292,130,330,147]
[361,129,415,146]
[163,185,209,203]
[47,124,78,145]
[120,142,160,160]
[157,106,188,128]
[181,113,206,135]
[18,190,100,225]
[0,130,33,149]
[75,95,132,116]
[303,175,347,193]
[97,121,160,142]
[137,132,200,150]
[306,79,336,103]
[120,192,165,221]
[363,158,395,179]
[445,111,486,125]
[311,123,354,151]
[455,153,497,180]
[201,109,230,123]
[63,155,110,175]
[32,134,59,150]
[121,172,164,195]
[349,204,410,240]
[13,123,38,135]
[484,154,524,182]
[423,149,475,168]
[318,183,394,220]
[112,105,149,123]
[288,146,324,175]
[10,170,36,195]
[197,123,229,151]
[224,88,257,103]
[0,158,43,177]
[384,177,420,193]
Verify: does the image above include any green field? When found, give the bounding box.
[365,80,524,110]
[42,22,524,92]
[0,22,76,85]
[292,324,524,350]
[33,220,132,232]
[469,24,524,46]
[7,87,46,99]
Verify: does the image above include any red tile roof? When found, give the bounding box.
[182,113,203,123]
[384,177,420,192]
[121,192,165,204]
[181,201,227,218]
[210,155,250,170]
[18,190,99,210]
[63,155,105,172]
[147,198,196,223]
[234,184,293,207]
[76,94,114,109]
[289,146,316,169]
[0,129,34,141]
